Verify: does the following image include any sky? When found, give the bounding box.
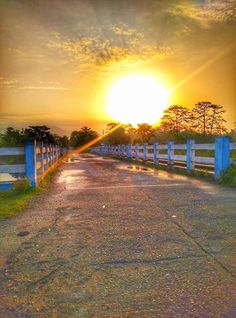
[0,0,236,135]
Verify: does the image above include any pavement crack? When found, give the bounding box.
[27,265,62,290]
[171,219,236,278]
[90,254,205,268]
[143,190,236,279]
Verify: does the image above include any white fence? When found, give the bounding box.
[91,137,236,179]
[0,140,67,189]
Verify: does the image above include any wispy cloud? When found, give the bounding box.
[48,23,172,71]
[18,85,70,91]
[0,77,70,91]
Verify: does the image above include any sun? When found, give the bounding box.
[106,74,169,126]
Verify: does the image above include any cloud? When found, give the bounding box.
[168,0,236,27]
[17,86,70,91]
[0,77,20,88]
[0,77,70,91]
[48,23,172,71]
[202,0,236,22]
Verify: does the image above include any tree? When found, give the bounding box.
[103,122,130,145]
[159,105,192,132]
[0,127,26,146]
[136,123,154,143]
[191,102,226,135]
[24,125,55,143]
[231,122,236,132]
[53,134,69,148]
[70,126,98,148]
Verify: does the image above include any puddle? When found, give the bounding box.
[126,165,150,172]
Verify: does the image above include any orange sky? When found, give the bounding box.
[0,0,236,135]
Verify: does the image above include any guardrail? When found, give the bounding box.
[0,140,68,190]
[91,136,236,179]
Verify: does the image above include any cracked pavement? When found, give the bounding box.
[0,153,236,318]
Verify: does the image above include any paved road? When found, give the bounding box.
[0,153,236,318]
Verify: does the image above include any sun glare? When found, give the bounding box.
[107,74,169,126]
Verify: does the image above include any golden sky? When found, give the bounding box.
[0,0,236,135]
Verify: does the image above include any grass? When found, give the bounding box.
[0,156,65,219]
[219,164,236,187]
[0,180,40,219]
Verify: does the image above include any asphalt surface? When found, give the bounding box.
[0,153,236,318]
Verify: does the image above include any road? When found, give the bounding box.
[0,153,236,318]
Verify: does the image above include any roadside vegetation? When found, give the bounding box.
[219,164,236,187]
[0,179,40,219]
[0,159,62,219]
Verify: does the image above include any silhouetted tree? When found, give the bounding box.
[103,123,130,145]
[136,123,154,143]
[24,125,55,143]
[0,127,25,146]
[70,126,98,148]
[159,105,192,132]
[192,102,226,135]
[53,134,69,148]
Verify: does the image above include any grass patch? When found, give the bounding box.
[0,180,40,219]
[0,156,66,219]
[219,164,236,187]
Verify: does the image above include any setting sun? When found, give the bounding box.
[107,75,169,126]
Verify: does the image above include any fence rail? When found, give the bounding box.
[0,140,67,190]
[91,136,234,179]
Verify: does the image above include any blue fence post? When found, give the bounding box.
[168,141,174,166]
[214,136,230,179]
[127,144,132,159]
[40,141,44,175]
[143,143,147,161]
[153,142,159,165]
[118,145,121,156]
[135,144,139,161]
[25,140,37,187]
[186,139,195,172]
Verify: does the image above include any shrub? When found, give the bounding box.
[219,164,236,187]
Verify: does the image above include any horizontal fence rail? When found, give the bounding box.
[0,140,68,190]
[91,136,235,179]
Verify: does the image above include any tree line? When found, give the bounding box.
[0,101,235,148]
[104,102,236,145]
[0,125,98,148]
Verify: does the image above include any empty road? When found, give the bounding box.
[0,153,236,318]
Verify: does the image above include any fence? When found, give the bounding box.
[0,140,67,190]
[91,136,236,179]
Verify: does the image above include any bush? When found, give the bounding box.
[12,178,31,194]
[219,164,236,187]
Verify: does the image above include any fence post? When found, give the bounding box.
[186,139,195,172]
[153,142,159,165]
[135,144,139,161]
[168,141,174,166]
[127,144,132,159]
[40,142,44,175]
[143,143,147,161]
[25,140,37,187]
[118,145,121,156]
[45,144,49,169]
[214,136,230,179]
